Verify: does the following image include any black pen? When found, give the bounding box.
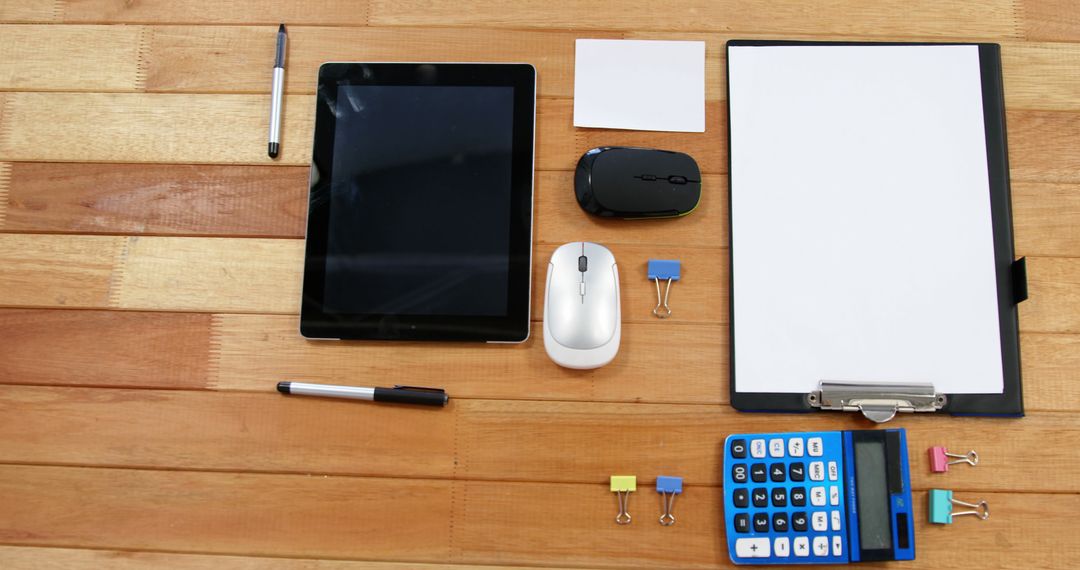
[277,381,449,407]
[268,23,287,159]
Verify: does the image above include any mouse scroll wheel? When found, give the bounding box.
[668,175,688,185]
[578,255,588,272]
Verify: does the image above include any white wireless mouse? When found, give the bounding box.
[543,242,621,369]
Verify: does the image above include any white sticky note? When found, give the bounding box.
[573,39,705,132]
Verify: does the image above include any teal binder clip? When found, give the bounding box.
[656,475,683,526]
[647,259,681,318]
[929,489,989,524]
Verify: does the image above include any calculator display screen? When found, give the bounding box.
[854,440,893,551]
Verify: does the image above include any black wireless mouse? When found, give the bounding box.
[574,147,701,219]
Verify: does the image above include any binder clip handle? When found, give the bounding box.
[647,260,680,319]
[610,476,636,525]
[656,476,682,526]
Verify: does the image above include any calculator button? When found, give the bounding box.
[752,488,768,508]
[735,537,770,558]
[730,438,747,458]
[769,439,785,458]
[774,537,790,558]
[751,463,767,483]
[750,439,767,458]
[734,513,750,533]
[733,488,749,508]
[828,461,839,481]
[789,462,805,482]
[772,512,789,532]
[788,438,804,457]
[732,464,748,484]
[831,510,842,531]
[813,536,829,556]
[791,487,807,506]
[809,461,825,481]
[832,535,843,556]
[753,513,770,533]
[770,463,786,482]
[808,437,823,456]
[811,486,826,506]
[812,511,828,531]
[792,512,808,531]
[771,488,787,507]
[794,536,810,557]
[829,486,840,506]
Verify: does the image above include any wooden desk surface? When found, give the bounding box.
[1,1,1079,568]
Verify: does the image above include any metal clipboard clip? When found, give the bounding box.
[807,381,946,423]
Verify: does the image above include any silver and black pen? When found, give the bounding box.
[267,23,287,159]
[277,381,449,407]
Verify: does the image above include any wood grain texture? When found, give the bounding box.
[0,233,121,308]
[5,94,1080,184]
[212,316,728,404]
[0,464,1076,569]
[0,1,58,23]
[0,162,308,237]
[0,25,145,91]
[0,309,210,389]
[1022,0,1080,41]
[57,0,371,25]
[0,546,572,570]
[1,385,1076,493]
[367,0,1020,38]
[1013,181,1080,257]
[1022,333,1080,411]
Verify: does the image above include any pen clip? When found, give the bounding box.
[392,385,446,393]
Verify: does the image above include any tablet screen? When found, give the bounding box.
[325,85,514,317]
[301,63,536,342]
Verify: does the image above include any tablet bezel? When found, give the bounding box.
[300,63,536,342]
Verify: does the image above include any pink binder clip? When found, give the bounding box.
[929,446,979,472]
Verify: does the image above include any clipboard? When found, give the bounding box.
[726,41,1027,422]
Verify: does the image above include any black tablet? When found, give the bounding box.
[301,63,536,342]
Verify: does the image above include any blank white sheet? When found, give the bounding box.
[729,45,1004,395]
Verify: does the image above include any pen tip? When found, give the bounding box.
[279,23,286,33]
[268,142,279,159]
[277,382,291,394]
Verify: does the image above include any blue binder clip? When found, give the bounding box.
[656,475,683,525]
[647,260,681,318]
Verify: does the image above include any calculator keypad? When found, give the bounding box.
[724,431,847,565]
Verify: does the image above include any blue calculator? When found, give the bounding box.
[722,429,915,565]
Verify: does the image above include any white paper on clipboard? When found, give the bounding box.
[728,44,1004,395]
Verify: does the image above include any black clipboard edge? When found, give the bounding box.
[726,40,1025,417]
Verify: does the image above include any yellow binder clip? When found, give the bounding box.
[610,475,636,525]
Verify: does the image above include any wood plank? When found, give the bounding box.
[0,233,120,308]
[0,465,451,563]
[0,165,726,249]
[57,0,370,25]
[1022,333,1080,411]
[367,0,1020,38]
[0,464,1075,569]
[1001,41,1080,111]
[0,1,57,23]
[3,309,1077,411]
[112,236,303,313]
[0,386,455,478]
[1,385,1076,492]
[0,25,145,91]
[0,546,574,570]
[212,316,727,404]
[0,92,315,165]
[1008,108,1080,183]
[1022,0,1080,41]
[143,25,612,99]
[0,309,210,389]
[0,162,307,237]
[1022,256,1080,334]
[5,94,1080,185]
[1013,181,1080,258]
